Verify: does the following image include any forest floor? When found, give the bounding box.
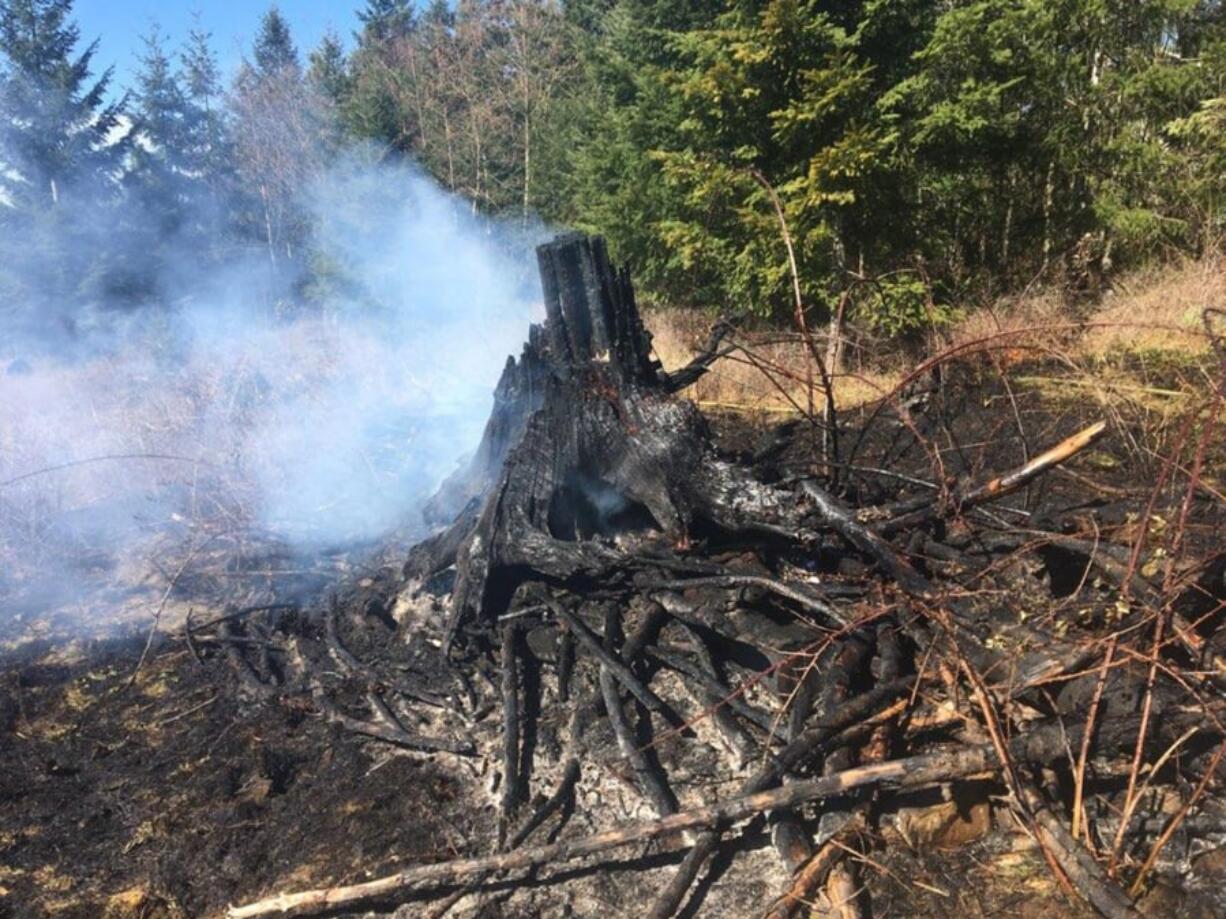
[2,261,1225,919]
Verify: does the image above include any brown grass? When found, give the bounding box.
[1082,257,1224,356]
[646,255,1224,419]
[0,318,383,639]
[645,308,897,417]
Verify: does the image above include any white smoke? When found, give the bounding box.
[0,152,544,621]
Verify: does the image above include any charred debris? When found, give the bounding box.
[206,233,1226,918]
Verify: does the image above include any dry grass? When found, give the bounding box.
[0,318,397,638]
[646,307,898,417]
[940,255,1223,366]
[1083,257,1224,356]
[646,254,1224,420]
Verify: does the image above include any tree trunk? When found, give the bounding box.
[1042,160,1055,274]
[523,109,531,222]
[260,183,277,267]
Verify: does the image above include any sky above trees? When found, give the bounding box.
[72,0,359,94]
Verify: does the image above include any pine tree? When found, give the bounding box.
[118,21,236,295]
[107,25,190,299]
[182,19,220,113]
[0,0,128,210]
[130,26,189,204]
[180,21,230,190]
[345,0,417,148]
[653,1,883,316]
[356,0,415,44]
[308,30,350,105]
[0,0,133,326]
[253,5,298,76]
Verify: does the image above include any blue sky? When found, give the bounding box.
[73,2,363,96]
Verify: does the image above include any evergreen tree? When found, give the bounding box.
[253,5,299,76]
[4,0,1217,333]
[889,0,1226,290]
[181,20,220,103]
[117,23,233,296]
[563,0,717,274]
[115,25,187,298]
[0,0,128,210]
[652,1,884,316]
[356,0,415,44]
[345,0,420,148]
[0,0,132,326]
[561,0,1226,320]
[180,21,230,192]
[130,26,190,199]
[308,30,350,106]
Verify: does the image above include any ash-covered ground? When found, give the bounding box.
[3,359,1225,919]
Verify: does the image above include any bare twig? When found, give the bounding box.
[746,167,839,470]
[0,452,216,489]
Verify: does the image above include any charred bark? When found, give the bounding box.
[405,233,791,650]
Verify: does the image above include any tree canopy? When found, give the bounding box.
[1,0,1224,331]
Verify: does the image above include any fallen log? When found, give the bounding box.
[226,744,1000,918]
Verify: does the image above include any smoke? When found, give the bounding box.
[0,151,544,622]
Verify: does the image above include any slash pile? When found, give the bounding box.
[220,235,1226,918]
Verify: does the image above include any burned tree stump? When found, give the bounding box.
[406,232,752,648]
[224,231,1200,919]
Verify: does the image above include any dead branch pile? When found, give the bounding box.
[218,237,1226,918]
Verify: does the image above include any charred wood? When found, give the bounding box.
[600,606,678,818]
[550,602,673,721]
[499,622,522,847]
[227,745,1010,918]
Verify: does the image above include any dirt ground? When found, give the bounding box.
[3,355,1225,919]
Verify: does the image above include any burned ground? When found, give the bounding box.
[0,540,482,919]
[4,227,1226,919]
[2,344,1225,919]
